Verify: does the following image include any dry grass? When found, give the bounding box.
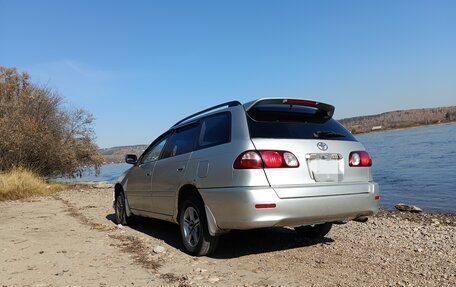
[0,169,66,201]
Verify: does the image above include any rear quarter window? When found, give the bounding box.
[247,104,356,141]
[198,112,231,149]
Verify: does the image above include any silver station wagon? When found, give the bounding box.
[114,98,380,256]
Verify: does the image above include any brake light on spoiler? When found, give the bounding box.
[283,99,335,118]
[283,99,317,106]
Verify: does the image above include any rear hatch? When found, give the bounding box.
[244,99,372,198]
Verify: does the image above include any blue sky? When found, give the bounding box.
[1,0,455,148]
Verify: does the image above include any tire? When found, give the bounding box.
[114,191,130,226]
[294,223,333,238]
[179,199,219,256]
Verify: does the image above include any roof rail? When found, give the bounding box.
[172,101,241,127]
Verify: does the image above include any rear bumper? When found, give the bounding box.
[199,182,379,233]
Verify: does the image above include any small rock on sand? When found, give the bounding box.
[153,245,166,254]
[208,277,220,283]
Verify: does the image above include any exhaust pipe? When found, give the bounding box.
[353,216,368,223]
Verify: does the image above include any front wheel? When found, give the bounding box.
[179,199,218,256]
[294,223,333,238]
[114,191,130,225]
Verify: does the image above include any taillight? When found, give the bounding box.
[349,151,372,167]
[260,151,283,168]
[283,152,299,167]
[233,151,263,169]
[234,150,299,169]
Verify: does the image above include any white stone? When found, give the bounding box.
[208,277,220,283]
[153,245,165,254]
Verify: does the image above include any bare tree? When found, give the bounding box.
[0,66,102,177]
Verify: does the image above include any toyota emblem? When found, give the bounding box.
[317,142,328,151]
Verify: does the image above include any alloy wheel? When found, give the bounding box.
[182,206,201,248]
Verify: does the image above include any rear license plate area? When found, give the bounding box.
[306,153,342,182]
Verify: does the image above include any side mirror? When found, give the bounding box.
[125,154,138,164]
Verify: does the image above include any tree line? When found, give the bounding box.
[0,66,102,177]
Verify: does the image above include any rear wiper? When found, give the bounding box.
[313,131,346,139]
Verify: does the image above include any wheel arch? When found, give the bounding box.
[175,184,221,236]
[114,183,133,217]
[176,184,203,222]
[114,183,123,198]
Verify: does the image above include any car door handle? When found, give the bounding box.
[177,167,185,172]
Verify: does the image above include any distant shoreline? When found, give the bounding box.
[339,105,456,134]
[352,121,455,136]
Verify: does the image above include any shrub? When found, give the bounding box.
[0,66,103,177]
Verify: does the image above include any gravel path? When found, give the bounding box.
[1,185,454,287]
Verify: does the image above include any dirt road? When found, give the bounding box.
[1,185,455,287]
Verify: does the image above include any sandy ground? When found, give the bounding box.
[1,185,455,287]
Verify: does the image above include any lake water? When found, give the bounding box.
[68,123,456,213]
[356,123,456,213]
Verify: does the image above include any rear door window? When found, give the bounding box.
[247,104,356,141]
[161,124,199,158]
[198,112,231,149]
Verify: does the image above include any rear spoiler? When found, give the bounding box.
[244,98,335,118]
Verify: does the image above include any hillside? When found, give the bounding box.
[99,145,147,164]
[100,106,456,163]
[339,106,456,134]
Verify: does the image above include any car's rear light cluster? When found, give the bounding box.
[283,99,317,106]
[349,151,372,167]
[234,150,299,169]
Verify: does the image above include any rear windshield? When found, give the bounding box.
[247,104,356,141]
